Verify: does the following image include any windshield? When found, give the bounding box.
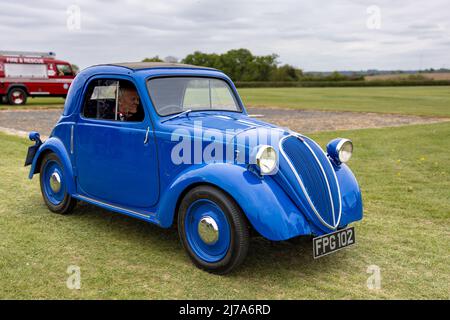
[147,77,241,116]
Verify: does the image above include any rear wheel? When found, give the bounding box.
[39,153,76,214]
[178,185,249,274]
[8,88,27,105]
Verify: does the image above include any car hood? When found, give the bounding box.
[161,111,291,166]
[162,112,275,130]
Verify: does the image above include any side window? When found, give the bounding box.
[82,79,145,122]
[56,64,73,76]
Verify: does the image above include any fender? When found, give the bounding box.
[28,137,76,194]
[335,163,363,226]
[7,83,29,94]
[156,163,312,241]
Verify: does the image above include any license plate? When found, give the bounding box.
[313,227,355,259]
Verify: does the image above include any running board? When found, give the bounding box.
[73,194,159,224]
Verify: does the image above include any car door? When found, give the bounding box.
[74,77,159,209]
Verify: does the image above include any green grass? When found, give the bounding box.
[0,97,64,110]
[0,122,449,299]
[3,86,450,118]
[238,86,450,117]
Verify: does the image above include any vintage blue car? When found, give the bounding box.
[25,62,363,274]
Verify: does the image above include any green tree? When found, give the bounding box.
[246,54,278,81]
[181,48,302,82]
[142,56,164,62]
[219,49,255,81]
[182,51,221,69]
[270,64,299,81]
[326,71,346,81]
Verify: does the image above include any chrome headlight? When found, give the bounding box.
[255,145,278,175]
[327,138,353,164]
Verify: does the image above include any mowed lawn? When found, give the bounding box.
[238,86,450,117]
[2,86,450,118]
[0,97,64,110]
[0,122,449,299]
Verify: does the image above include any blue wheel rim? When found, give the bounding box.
[42,160,65,205]
[184,199,231,263]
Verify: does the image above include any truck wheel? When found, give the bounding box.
[178,185,249,274]
[39,153,77,214]
[8,88,27,105]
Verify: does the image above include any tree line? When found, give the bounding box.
[143,49,308,82]
[143,49,366,82]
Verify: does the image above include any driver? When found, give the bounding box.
[117,84,141,121]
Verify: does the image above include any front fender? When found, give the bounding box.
[335,163,363,226]
[157,163,312,241]
[28,137,76,194]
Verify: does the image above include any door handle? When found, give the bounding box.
[144,126,150,144]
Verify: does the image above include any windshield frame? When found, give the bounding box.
[146,75,244,117]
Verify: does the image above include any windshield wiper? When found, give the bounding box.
[161,109,192,123]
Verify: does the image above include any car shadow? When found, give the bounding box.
[67,201,342,277]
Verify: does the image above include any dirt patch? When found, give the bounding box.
[365,72,450,81]
[0,107,448,138]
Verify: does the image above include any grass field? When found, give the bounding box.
[1,121,449,299]
[238,86,450,117]
[2,86,450,118]
[0,97,65,110]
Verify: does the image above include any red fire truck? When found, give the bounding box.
[0,51,76,105]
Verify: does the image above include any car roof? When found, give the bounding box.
[98,62,217,71]
[63,62,231,117]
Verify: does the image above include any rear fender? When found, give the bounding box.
[28,137,76,194]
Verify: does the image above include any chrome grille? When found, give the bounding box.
[280,135,341,229]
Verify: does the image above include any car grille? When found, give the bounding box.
[280,135,341,229]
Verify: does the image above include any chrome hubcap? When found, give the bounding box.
[198,216,219,245]
[49,172,61,193]
[12,92,23,104]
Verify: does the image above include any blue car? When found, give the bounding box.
[25,62,363,274]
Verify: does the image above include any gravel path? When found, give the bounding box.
[0,107,447,138]
[246,107,447,133]
[0,109,61,137]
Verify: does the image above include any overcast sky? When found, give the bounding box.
[1,0,449,71]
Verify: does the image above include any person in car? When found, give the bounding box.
[117,85,142,121]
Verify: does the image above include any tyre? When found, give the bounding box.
[8,87,27,105]
[178,185,249,274]
[39,153,77,214]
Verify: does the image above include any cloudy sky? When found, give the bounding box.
[1,0,449,71]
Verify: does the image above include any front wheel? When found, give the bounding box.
[39,153,76,214]
[178,185,249,274]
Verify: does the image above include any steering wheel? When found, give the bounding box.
[158,104,183,115]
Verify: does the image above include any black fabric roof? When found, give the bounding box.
[106,62,216,71]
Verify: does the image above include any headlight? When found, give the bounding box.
[255,145,278,175]
[327,138,353,164]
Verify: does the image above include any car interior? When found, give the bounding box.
[83,79,144,122]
